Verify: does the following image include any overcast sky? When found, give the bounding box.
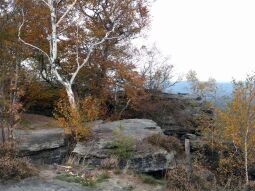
[145,0,255,81]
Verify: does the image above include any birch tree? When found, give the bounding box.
[218,74,255,185]
[0,0,25,141]
[17,0,149,110]
[186,70,217,101]
[135,45,177,92]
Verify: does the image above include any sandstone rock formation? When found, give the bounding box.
[72,119,177,173]
[14,128,69,164]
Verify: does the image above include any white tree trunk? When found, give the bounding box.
[244,135,249,185]
[19,0,115,111]
[48,0,77,110]
[65,84,76,110]
[49,0,57,59]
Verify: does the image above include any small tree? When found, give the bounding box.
[218,74,255,185]
[0,63,23,143]
[17,0,149,111]
[186,70,217,101]
[136,45,177,92]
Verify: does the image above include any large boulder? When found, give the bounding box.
[142,93,212,139]
[15,128,65,153]
[121,92,209,139]
[71,119,177,173]
[0,114,70,164]
[130,149,176,173]
[14,128,69,164]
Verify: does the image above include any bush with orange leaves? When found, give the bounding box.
[0,142,37,181]
[54,96,100,141]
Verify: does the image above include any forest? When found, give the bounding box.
[1,0,255,191]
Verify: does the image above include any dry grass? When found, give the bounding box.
[247,181,255,191]
[100,156,119,169]
[0,157,37,181]
[146,134,183,153]
[166,165,202,191]
[0,142,37,181]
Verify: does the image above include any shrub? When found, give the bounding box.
[166,165,203,191]
[56,171,110,187]
[216,147,244,186]
[76,124,93,142]
[108,127,134,161]
[57,173,97,187]
[0,141,15,157]
[139,174,165,185]
[80,96,100,122]
[100,156,119,169]
[54,97,95,141]
[0,157,36,181]
[147,134,183,153]
[0,143,36,181]
[193,142,245,187]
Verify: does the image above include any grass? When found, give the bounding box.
[108,127,135,161]
[139,174,165,185]
[96,171,111,183]
[113,168,122,175]
[56,173,97,187]
[56,171,110,187]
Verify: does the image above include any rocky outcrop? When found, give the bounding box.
[155,93,204,136]
[133,93,212,139]
[0,168,164,191]
[130,150,176,173]
[15,128,65,153]
[72,119,177,173]
[14,128,69,164]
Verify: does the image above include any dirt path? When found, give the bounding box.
[0,166,164,191]
[0,177,90,191]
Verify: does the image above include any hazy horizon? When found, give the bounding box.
[141,0,255,82]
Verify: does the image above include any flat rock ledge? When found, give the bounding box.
[13,128,69,164]
[72,119,177,173]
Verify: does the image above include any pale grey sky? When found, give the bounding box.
[145,0,255,81]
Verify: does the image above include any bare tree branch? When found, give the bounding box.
[76,25,80,68]
[69,25,117,85]
[119,99,131,118]
[56,0,78,27]
[40,0,50,8]
[18,9,51,63]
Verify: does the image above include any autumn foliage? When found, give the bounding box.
[217,75,255,184]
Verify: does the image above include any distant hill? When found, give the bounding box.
[167,81,233,95]
[166,81,233,107]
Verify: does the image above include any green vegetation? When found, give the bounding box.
[56,173,97,187]
[113,168,122,175]
[56,171,110,187]
[139,174,165,185]
[108,126,134,161]
[96,171,111,183]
